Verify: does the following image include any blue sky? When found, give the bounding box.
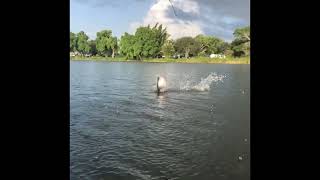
[70,0,250,42]
[70,0,152,38]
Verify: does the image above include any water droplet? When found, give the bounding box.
[238,156,243,161]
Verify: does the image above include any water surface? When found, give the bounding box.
[70,61,250,180]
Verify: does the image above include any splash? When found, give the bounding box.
[180,72,226,91]
[153,72,226,93]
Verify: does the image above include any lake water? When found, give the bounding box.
[70,61,250,180]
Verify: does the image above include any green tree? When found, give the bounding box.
[76,31,91,55]
[234,26,250,42]
[195,35,225,55]
[96,30,118,58]
[89,40,97,56]
[119,32,135,59]
[217,42,231,54]
[119,24,169,60]
[133,26,158,60]
[174,37,201,58]
[70,32,77,52]
[231,41,249,57]
[108,36,118,58]
[231,26,250,57]
[161,40,175,57]
[152,23,169,57]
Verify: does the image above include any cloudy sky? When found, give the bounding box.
[70,0,250,42]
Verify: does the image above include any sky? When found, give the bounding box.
[70,0,250,42]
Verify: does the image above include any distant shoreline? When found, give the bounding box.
[70,56,250,64]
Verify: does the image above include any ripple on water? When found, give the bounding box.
[70,62,250,180]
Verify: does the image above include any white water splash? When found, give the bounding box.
[153,72,226,92]
[180,72,226,91]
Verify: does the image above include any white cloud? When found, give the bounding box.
[128,0,249,41]
[129,0,203,39]
[128,22,141,34]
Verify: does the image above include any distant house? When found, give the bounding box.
[172,54,182,59]
[209,54,217,58]
[210,54,226,59]
[70,51,81,57]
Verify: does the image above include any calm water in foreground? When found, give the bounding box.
[70,61,250,180]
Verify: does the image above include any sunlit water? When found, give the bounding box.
[70,61,250,180]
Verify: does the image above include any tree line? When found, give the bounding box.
[70,24,250,60]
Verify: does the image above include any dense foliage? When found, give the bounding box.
[119,33,135,59]
[161,40,175,57]
[120,23,169,60]
[231,26,250,57]
[76,31,91,55]
[174,37,201,58]
[96,30,118,58]
[70,32,77,52]
[70,25,250,59]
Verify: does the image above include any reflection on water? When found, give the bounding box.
[156,92,167,108]
[71,61,250,180]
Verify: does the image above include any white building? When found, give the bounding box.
[210,54,226,59]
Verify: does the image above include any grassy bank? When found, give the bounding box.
[70,55,250,64]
